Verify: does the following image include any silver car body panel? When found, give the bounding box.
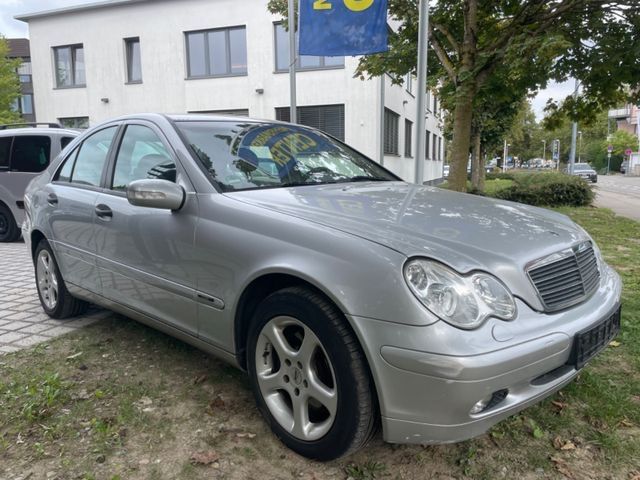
[22,114,622,445]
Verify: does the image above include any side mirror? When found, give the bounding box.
[126,179,185,211]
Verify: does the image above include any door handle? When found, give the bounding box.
[47,193,58,206]
[95,204,113,220]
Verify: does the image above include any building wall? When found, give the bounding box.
[25,0,443,181]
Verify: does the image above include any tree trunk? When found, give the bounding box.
[477,137,485,193]
[447,83,475,192]
[471,130,481,190]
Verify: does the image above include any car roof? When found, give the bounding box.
[103,112,288,126]
[0,127,79,136]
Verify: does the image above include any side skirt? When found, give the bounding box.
[66,283,241,369]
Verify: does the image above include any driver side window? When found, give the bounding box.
[111,124,176,191]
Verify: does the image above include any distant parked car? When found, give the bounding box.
[620,160,628,174]
[0,123,78,241]
[566,163,597,183]
[24,114,621,460]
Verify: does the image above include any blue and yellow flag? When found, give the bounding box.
[299,0,388,56]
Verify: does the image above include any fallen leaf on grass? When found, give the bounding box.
[206,395,226,415]
[551,456,575,479]
[190,450,219,465]
[551,400,568,414]
[619,418,634,428]
[235,432,256,439]
[66,351,83,360]
[193,374,208,385]
[609,340,621,347]
[628,471,640,480]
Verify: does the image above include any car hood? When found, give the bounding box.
[228,182,589,307]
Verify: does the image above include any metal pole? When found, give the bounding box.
[288,0,297,124]
[414,0,429,185]
[542,140,546,162]
[607,153,611,175]
[568,79,579,174]
[378,76,385,166]
[502,139,507,172]
[578,131,582,162]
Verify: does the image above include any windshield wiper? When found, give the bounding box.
[347,176,391,182]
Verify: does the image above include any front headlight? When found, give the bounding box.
[404,259,517,329]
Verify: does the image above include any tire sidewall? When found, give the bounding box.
[0,204,18,242]
[247,290,368,461]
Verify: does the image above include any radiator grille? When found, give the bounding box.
[527,242,600,312]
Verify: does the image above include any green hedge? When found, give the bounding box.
[491,172,594,207]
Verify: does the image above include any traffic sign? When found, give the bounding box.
[625,148,633,156]
[607,144,613,153]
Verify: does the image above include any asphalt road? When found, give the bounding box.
[594,174,640,222]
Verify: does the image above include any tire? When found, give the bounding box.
[247,286,377,461]
[34,239,89,319]
[0,204,20,242]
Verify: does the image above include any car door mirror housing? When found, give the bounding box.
[126,179,185,210]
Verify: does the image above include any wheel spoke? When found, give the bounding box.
[263,323,295,358]
[307,374,338,416]
[295,326,319,362]
[291,396,310,439]
[258,370,285,393]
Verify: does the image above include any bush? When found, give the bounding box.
[492,172,594,207]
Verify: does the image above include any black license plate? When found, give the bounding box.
[569,307,621,369]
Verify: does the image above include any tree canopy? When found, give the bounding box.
[0,37,21,125]
[268,0,640,191]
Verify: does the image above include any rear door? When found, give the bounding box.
[45,125,119,293]
[93,121,199,335]
[9,134,52,202]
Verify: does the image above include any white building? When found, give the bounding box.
[17,0,444,183]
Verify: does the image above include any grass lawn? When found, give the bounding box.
[1,207,639,480]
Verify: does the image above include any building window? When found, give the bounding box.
[425,130,430,159]
[186,26,247,78]
[274,23,344,72]
[404,119,413,158]
[59,117,90,129]
[405,74,413,95]
[53,44,85,87]
[275,104,345,141]
[18,62,32,83]
[125,37,142,83]
[432,133,438,161]
[383,108,399,155]
[20,94,33,115]
[438,136,443,161]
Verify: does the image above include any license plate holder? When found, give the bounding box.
[568,307,621,369]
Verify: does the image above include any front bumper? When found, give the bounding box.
[349,264,622,445]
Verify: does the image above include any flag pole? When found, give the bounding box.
[414,0,429,184]
[288,0,297,124]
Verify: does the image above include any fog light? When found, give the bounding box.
[470,395,492,414]
[470,389,509,415]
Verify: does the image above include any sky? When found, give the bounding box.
[1,0,575,120]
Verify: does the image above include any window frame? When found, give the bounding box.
[53,44,86,89]
[9,135,52,173]
[53,124,120,192]
[124,37,143,84]
[404,119,413,158]
[185,25,248,79]
[383,108,400,156]
[273,22,345,73]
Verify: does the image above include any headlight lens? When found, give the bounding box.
[404,259,517,329]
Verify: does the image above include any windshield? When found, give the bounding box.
[574,163,592,170]
[175,121,398,191]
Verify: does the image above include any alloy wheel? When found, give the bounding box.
[36,249,59,310]
[255,315,338,441]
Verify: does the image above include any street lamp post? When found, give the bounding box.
[578,131,583,162]
[542,140,546,162]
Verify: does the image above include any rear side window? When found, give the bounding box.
[71,127,117,187]
[11,136,51,173]
[0,137,13,169]
[61,136,75,150]
[54,127,117,187]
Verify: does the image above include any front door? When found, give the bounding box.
[93,122,199,335]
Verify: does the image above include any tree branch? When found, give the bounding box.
[432,22,460,58]
[427,24,458,82]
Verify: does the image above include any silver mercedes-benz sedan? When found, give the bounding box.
[23,114,622,460]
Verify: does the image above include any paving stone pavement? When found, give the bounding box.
[0,241,109,354]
